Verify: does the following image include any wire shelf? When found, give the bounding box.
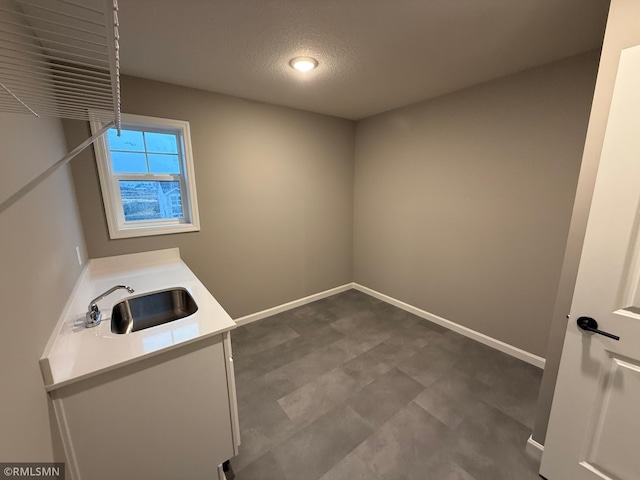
[0,0,121,130]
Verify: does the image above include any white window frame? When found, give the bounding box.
[90,112,200,239]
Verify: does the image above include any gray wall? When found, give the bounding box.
[353,52,599,358]
[533,0,640,445]
[0,113,86,460]
[66,76,355,319]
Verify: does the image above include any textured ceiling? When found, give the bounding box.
[118,0,609,120]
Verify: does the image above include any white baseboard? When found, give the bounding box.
[233,282,545,369]
[526,435,544,461]
[234,283,353,326]
[353,283,546,369]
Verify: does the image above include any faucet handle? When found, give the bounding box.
[85,308,102,328]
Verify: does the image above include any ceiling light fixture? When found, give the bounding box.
[289,56,318,72]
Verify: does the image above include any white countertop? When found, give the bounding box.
[40,248,236,391]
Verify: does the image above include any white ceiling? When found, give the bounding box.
[118,0,609,120]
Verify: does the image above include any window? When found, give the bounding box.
[91,113,200,239]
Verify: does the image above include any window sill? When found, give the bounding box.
[108,223,200,239]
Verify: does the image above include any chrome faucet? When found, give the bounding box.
[85,285,135,328]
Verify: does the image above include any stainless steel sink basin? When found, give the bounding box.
[110,287,198,334]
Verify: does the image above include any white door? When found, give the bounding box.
[540,44,640,480]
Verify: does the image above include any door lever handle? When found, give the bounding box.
[577,317,620,341]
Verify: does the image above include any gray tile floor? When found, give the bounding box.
[229,290,542,480]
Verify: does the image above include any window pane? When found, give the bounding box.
[111,152,148,173]
[144,132,178,154]
[119,180,183,221]
[148,154,181,174]
[107,129,145,152]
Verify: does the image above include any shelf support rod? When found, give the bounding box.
[0,82,38,117]
[0,121,114,215]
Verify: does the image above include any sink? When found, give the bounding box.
[111,287,198,334]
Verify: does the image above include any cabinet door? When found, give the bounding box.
[223,331,241,454]
[54,336,234,480]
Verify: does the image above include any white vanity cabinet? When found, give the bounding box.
[51,331,239,480]
[41,250,241,480]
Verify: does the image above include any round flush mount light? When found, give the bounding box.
[289,56,318,72]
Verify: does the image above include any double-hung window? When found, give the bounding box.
[91,113,200,239]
